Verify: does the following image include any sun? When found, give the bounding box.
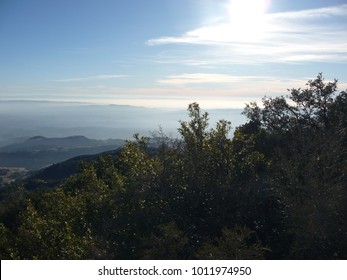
[226,0,271,41]
[228,0,269,19]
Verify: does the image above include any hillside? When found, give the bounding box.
[23,149,122,190]
[0,135,124,170]
[0,167,29,187]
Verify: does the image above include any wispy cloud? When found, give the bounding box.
[156,73,310,95]
[4,76,346,109]
[53,74,127,82]
[158,73,269,86]
[147,4,347,64]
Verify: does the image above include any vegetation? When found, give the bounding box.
[0,74,346,259]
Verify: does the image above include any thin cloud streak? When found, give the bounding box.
[270,4,347,19]
[147,4,347,64]
[158,73,272,86]
[53,75,127,82]
[4,77,346,108]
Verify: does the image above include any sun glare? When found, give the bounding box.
[226,0,271,42]
[228,0,269,18]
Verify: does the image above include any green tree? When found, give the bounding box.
[15,190,92,259]
[196,226,265,259]
[243,73,347,259]
[141,222,189,259]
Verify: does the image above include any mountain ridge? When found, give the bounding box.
[0,135,125,170]
[0,100,246,146]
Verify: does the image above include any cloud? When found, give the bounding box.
[156,73,310,96]
[270,4,347,19]
[4,75,346,109]
[158,73,269,86]
[147,4,347,64]
[53,75,127,82]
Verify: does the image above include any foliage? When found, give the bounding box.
[0,74,345,259]
[196,226,265,259]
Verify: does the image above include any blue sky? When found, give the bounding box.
[1,0,347,108]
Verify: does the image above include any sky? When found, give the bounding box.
[1,0,347,109]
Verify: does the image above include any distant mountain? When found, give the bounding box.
[0,100,246,147]
[0,135,123,152]
[0,135,125,170]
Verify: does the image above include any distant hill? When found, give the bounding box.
[0,135,125,170]
[0,135,123,153]
[0,100,246,146]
